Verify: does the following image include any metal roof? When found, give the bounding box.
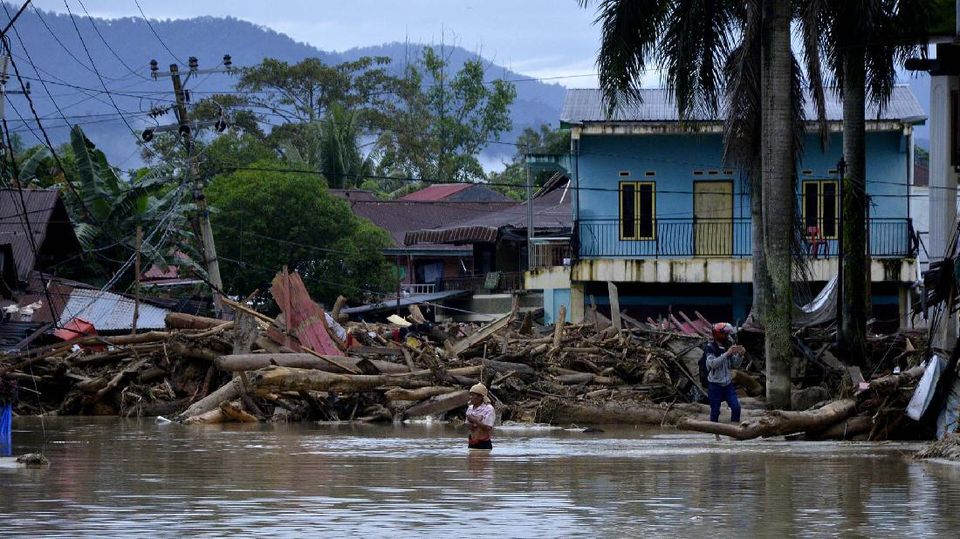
[58,288,170,332]
[399,184,513,202]
[0,189,82,282]
[561,86,926,125]
[341,290,471,315]
[404,177,572,245]
[350,200,517,246]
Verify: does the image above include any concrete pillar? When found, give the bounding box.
[929,74,959,352]
[569,282,586,323]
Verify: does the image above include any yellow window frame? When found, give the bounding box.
[619,181,656,240]
[801,180,839,240]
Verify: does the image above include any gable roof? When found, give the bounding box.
[561,86,926,125]
[0,189,82,282]
[404,176,573,245]
[350,200,518,247]
[398,183,513,202]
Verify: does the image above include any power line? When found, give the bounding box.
[75,0,150,81]
[30,3,126,82]
[134,0,184,66]
[0,0,30,38]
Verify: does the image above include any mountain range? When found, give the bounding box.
[3,4,565,169]
[2,3,932,172]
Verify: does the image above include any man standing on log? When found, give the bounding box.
[466,383,495,450]
[704,323,745,424]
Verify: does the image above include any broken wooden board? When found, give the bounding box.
[607,282,622,331]
[403,390,471,418]
[445,311,514,357]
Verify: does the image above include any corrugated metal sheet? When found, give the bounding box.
[0,189,81,281]
[57,288,170,332]
[561,86,926,125]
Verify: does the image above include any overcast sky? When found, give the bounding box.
[32,0,607,87]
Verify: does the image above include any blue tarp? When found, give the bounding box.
[0,403,11,457]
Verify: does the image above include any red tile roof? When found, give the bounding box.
[398,184,473,201]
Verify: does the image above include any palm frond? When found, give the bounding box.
[588,0,671,114]
[660,0,738,120]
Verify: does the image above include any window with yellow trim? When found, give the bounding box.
[620,181,656,240]
[802,180,839,239]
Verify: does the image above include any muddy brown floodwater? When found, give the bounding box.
[1,417,959,537]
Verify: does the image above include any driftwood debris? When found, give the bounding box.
[0,266,933,440]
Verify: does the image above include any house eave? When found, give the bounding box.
[573,120,922,136]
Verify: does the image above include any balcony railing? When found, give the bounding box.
[531,241,573,269]
[578,218,916,259]
[442,271,524,292]
[400,283,437,295]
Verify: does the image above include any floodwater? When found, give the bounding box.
[1,418,960,537]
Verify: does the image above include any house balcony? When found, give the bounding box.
[577,218,916,259]
[572,218,917,285]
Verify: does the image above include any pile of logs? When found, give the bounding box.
[0,267,932,442]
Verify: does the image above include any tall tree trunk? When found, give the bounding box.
[760,0,794,409]
[751,170,768,323]
[840,47,869,365]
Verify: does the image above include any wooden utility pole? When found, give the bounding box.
[131,225,142,335]
[150,57,232,316]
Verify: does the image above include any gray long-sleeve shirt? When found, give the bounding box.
[705,344,742,386]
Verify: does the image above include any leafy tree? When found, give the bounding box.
[376,46,517,183]
[489,124,571,200]
[237,56,395,124]
[206,161,392,306]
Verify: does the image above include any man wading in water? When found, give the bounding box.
[465,383,495,450]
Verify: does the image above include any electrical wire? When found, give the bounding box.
[75,0,150,81]
[134,0,184,66]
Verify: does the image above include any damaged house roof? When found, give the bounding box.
[404,175,572,245]
[350,200,517,253]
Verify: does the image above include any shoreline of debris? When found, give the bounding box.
[0,268,942,444]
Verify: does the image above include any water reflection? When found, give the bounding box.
[0,418,958,537]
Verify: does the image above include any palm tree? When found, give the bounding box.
[759,0,796,408]
[809,0,929,363]
[581,0,824,408]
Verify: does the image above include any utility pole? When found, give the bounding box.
[0,51,31,163]
[525,150,534,270]
[149,56,232,316]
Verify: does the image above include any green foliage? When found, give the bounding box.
[206,161,392,305]
[489,125,570,200]
[237,56,395,124]
[376,46,517,183]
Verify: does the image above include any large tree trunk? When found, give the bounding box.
[678,398,857,440]
[215,354,409,374]
[751,170,769,324]
[760,0,794,409]
[840,47,869,365]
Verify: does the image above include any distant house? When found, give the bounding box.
[0,189,82,293]
[399,183,513,203]
[404,174,573,293]
[342,196,516,294]
[526,86,925,328]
